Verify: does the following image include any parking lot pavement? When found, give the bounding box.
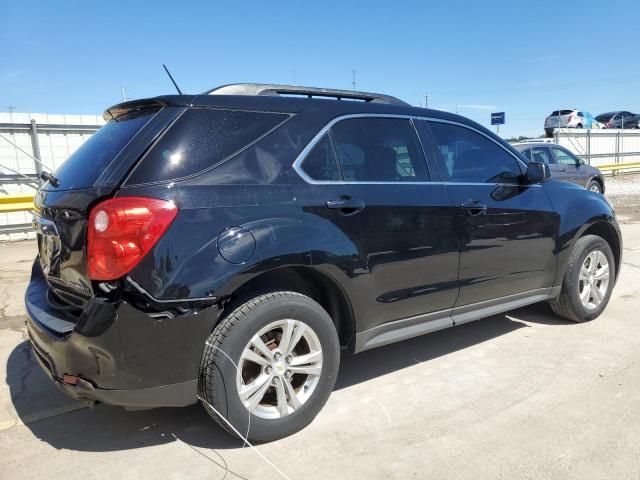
[1,213,640,479]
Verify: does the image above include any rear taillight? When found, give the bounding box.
[607,122,613,128]
[566,115,573,124]
[87,196,178,281]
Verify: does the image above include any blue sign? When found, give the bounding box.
[491,112,505,125]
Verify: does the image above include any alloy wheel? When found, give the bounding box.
[236,319,323,419]
[578,250,610,310]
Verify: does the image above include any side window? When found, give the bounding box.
[330,118,429,182]
[425,122,523,183]
[519,149,532,161]
[550,147,578,165]
[530,147,553,164]
[127,108,289,184]
[300,134,341,181]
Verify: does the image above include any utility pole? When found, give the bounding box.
[121,87,127,102]
[424,94,430,109]
[5,106,15,113]
[352,70,356,91]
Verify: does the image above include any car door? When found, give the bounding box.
[548,145,584,186]
[291,116,460,340]
[416,120,558,317]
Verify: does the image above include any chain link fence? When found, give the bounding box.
[0,112,103,239]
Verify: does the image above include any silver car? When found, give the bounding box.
[513,142,605,193]
[544,109,586,137]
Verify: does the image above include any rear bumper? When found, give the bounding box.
[25,260,218,409]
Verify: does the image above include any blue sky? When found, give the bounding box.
[1,0,639,137]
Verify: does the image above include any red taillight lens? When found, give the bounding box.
[87,196,178,281]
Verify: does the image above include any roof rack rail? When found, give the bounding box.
[203,83,410,106]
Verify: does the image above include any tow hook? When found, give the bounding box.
[62,374,96,392]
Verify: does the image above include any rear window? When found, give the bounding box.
[550,110,574,116]
[596,113,615,122]
[126,108,290,184]
[50,110,156,190]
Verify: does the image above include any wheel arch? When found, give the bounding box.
[579,221,621,281]
[216,266,356,349]
[588,175,605,193]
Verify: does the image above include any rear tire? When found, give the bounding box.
[576,123,583,129]
[549,235,615,322]
[199,291,340,442]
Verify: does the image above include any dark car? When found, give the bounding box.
[513,142,605,193]
[596,111,640,129]
[26,84,621,442]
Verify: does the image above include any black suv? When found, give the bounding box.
[26,84,621,441]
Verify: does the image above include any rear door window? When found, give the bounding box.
[49,110,158,190]
[127,108,290,184]
[530,147,553,164]
[330,117,429,182]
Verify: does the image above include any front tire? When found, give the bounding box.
[549,235,615,322]
[199,291,340,442]
[587,179,602,193]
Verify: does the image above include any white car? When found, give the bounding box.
[544,109,588,137]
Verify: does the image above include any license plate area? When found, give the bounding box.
[33,214,62,278]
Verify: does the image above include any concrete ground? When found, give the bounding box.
[1,183,640,479]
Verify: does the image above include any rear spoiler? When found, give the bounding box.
[103,94,199,122]
[103,99,169,122]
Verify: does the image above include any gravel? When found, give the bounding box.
[604,173,640,221]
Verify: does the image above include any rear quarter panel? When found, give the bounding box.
[121,183,309,300]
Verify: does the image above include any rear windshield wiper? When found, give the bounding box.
[40,171,61,188]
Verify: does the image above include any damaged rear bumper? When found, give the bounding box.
[25,261,218,409]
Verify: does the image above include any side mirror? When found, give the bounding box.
[578,158,586,165]
[526,162,551,184]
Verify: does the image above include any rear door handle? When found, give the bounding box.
[460,200,487,216]
[325,196,366,215]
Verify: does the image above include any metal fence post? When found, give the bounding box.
[29,120,43,184]
[586,129,591,165]
[621,126,625,166]
[614,130,620,176]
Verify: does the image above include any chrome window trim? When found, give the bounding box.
[292,113,529,186]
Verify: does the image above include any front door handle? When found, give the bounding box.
[325,196,366,215]
[460,200,487,216]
